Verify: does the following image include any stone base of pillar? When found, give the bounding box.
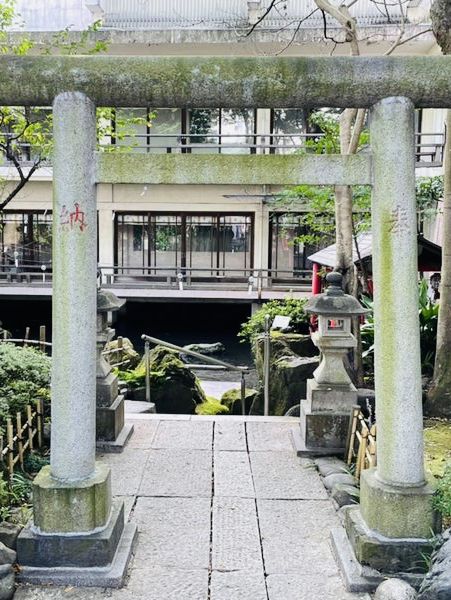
[16,465,137,588]
[343,505,436,575]
[294,399,349,456]
[360,468,440,540]
[31,464,112,533]
[96,394,134,453]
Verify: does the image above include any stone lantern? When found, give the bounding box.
[96,287,133,451]
[295,271,367,456]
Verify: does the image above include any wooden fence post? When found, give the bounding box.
[39,326,46,353]
[16,412,24,470]
[6,418,14,477]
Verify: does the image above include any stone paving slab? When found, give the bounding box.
[151,420,213,450]
[125,420,158,449]
[210,570,267,600]
[214,451,255,498]
[250,452,328,499]
[132,497,211,570]
[97,448,149,496]
[16,418,365,600]
[266,574,370,600]
[212,497,263,572]
[214,421,247,451]
[139,448,212,497]
[257,499,340,575]
[246,422,296,452]
[123,567,209,600]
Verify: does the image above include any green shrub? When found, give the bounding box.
[0,344,51,432]
[238,298,309,344]
[361,280,439,376]
[433,465,451,528]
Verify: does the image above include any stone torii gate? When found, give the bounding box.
[2,55,449,586]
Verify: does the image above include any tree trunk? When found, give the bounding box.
[426,0,451,417]
[426,109,451,417]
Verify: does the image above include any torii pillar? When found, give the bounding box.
[339,97,440,582]
[16,92,136,586]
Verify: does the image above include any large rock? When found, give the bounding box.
[375,579,417,600]
[182,342,225,363]
[0,564,14,600]
[148,346,206,414]
[0,522,21,550]
[418,529,451,600]
[251,332,319,416]
[0,543,15,565]
[221,388,259,415]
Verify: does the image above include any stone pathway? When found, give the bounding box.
[16,416,370,600]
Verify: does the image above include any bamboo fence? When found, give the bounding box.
[346,405,377,480]
[0,399,44,478]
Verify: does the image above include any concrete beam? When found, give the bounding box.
[1,55,451,108]
[96,153,372,186]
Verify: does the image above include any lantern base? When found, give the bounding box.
[297,400,349,456]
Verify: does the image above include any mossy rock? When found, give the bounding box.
[254,333,317,379]
[250,354,319,416]
[147,345,206,414]
[195,397,229,416]
[121,345,206,414]
[105,337,140,369]
[221,388,259,415]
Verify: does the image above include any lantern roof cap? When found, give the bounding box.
[305,272,368,317]
[97,287,126,313]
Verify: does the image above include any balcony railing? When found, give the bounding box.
[2,132,445,168]
[0,264,313,294]
[100,0,430,29]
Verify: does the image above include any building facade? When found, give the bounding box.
[0,0,444,303]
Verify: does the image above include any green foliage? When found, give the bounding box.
[416,176,443,221]
[0,344,51,432]
[23,451,49,474]
[360,280,439,376]
[238,298,309,344]
[433,465,451,526]
[270,110,371,246]
[418,279,440,375]
[195,397,229,415]
[271,110,443,248]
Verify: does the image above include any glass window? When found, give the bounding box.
[113,108,149,153]
[269,213,323,278]
[220,109,255,154]
[148,109,182,154]
[272,109,306,154]
[0,212,52,270]
[116,212,253,279]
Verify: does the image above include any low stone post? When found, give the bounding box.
[16,92,136,587]
[343,97,440,577]
[96,287,134,451]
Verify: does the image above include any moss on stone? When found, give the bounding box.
[221,388,258,415]
[3,55,451,108]
[195,397,229,416]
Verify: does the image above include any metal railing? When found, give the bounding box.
[1,131,445,167]
[0,264,313,294]
[141,333,249,415]
[99,266,313,294]
[99,0,430,29]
